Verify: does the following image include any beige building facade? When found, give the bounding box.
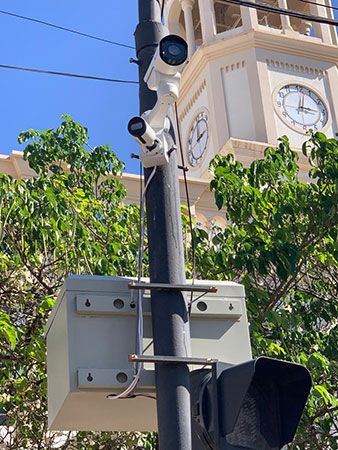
[1,1,337,227]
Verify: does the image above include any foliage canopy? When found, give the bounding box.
[0,117,337,449]
[0,116,150,449]
[195,133,338,449]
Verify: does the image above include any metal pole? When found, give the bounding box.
[134,1,192,449]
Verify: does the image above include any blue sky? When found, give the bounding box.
[0,1,139,172]
[0,1,337,174]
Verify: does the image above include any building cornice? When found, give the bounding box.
[178,29,338,103]
[0,150,210,206]
[220,137,311,172]
[0,141,313,223]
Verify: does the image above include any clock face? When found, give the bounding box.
[188,112,209,167]
[276,84,328,132]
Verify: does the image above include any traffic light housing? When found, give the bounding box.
[191,357,312,450]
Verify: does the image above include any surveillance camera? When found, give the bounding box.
[142,35,188,131]
[128,116,157,148]
[155,35,188,74]
[128,35,188,168]
[145,35,188,91]
[128,116,172,168]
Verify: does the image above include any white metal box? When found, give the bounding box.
[45,275,251,431]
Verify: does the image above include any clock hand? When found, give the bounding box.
[285,104,302,109]
[298,93,304,111]
[301,107,317,116]
[196,130,206,143]
[302,106,317,112]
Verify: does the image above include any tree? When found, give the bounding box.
[1,117,337,449]
[192,133,337,449]
[0,116,155,449]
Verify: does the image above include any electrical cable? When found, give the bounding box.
[295,0,338,13]
[0,9,135,49]
[218,0,338,26]
[128,393,157,400]
[107,165,157,400]
[188,291,208,307]
[188,292,208,316]
[0,63,138,84]
[173,103,197,306]
[143,339,154,354]
[161,0,166,21]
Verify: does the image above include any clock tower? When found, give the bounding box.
[164,0,338,181]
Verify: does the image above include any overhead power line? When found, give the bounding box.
[0,9,135,49]
[219,0,338,26]
[161,0,166,20]
[296,0,338,12]
[0,63,138,84]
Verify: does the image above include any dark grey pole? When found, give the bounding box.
[134,1,192,449]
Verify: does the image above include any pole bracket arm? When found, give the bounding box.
[128,281,218,293]
[129,354,218,366]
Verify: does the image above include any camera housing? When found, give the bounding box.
[144,35,188,91]
[128,116,157,148]
[144,35,188,132]
[128,116,171,168]
[128,35,188,168]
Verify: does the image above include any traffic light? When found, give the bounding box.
[190,357,312,450]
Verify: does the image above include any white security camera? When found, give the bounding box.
[144,35,188,132]
[128,116,157,148]
[144,35,188,91]
[128,116,170,168]
[128,35,188,168]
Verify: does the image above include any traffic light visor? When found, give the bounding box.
[218,357,312,449]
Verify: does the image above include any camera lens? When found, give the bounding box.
[128,117,146,137]
[160,35,187,66]
[130,122,143,131]
[168,44,181,56]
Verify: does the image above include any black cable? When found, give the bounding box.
[143,339,154,354]
[0,9,135,49]
[161,0,166,21]
[188,291,208,307]
[218,0,338,26]
[188,292,208,317]
[107,393,157,400]
[160,0,338,23]
[174,103,197,286]
[0,63,138,84]
[295,0,338,13]
[132,393,157,400]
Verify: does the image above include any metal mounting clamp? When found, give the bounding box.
[129,354,218,366]
[128,281,218,294]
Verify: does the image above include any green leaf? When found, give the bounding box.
[216,193,224,210]
[0,312,17,350]
[313,385,332,405]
